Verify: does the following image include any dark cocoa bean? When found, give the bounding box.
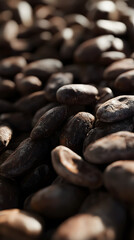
[60,112,95,154]
[84,131,134,164]
[104,160,134,203]
[0,56,26,78]
[51,146,102,189]
[29,181,87,219]
[44,72,73,102]
[74,35,114,63]
[56,84,98,105]
[0,138,50,178]
[0,209,44,240]
[23,59,63,81]
[97,95,134,122]
[31,105,69,140]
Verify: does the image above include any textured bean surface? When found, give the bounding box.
[60,112,95,154]
[31,105,69,140]
[0,138,50,178]
[32,102,59,127]
[84,131,134,164]
[83,118,134,150]
[97,95,134,122]
[52,146,102,188]
[0,0,134,238]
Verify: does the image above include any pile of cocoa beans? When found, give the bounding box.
[0,0,134,239]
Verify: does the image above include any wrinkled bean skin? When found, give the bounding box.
[28,181,88,219]
[84,131,134,164]
[31,105,69,140]
[51,146,102,189]
[83,118,134,150]
[0,138,50,179]
[56,84,98,105]
[52,192,126,240]
[96,95,134,122]
[60,112,95,154]
[104,161,134,203]
[31,104,84,141]
[32,103,59,127]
